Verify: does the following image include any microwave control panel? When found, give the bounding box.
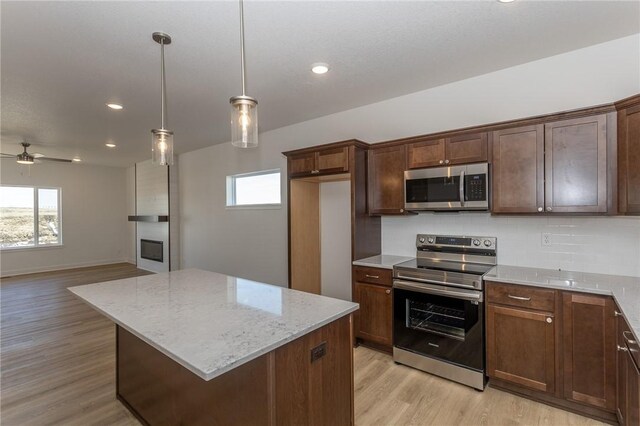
[465,174,487,201]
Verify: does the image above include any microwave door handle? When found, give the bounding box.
[459,170,465,206]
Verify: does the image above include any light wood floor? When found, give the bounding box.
[1,264,603,426]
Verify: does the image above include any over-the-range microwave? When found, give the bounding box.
[404,163,489,211]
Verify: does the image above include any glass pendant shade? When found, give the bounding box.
[151,129,174,166]
[230,96,258,148]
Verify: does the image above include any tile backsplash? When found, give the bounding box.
[382,213,640,277]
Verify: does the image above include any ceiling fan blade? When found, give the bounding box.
[32,152,45,158]
[0,153,16,158]
[39,157,73,163]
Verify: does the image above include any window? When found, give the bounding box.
[226,169,281,207]
[0,186,61,249]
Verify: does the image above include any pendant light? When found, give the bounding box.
[151,32,174,165]
[230,0,258,148]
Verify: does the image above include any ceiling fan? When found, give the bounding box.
[0,142,72,164]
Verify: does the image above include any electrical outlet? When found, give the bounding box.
[542,233,552,246]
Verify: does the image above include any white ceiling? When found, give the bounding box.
[1,1,639,167]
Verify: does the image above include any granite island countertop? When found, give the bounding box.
[69,268,358,381]
[484,265,640,343]
[352,254,415,270]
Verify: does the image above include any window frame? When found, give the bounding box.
[226,169,282,209]
[0,185,63,250]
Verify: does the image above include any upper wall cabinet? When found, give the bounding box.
[407,132,488,169]
[368,145,406,215]
[288,146,349,178]
[616,94,640,215]
[492,113,611,214]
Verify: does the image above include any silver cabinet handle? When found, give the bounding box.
[385,289,391,295]
[508,294,531,301]
[537,207,543,212]
[615,311,623,317]
[617,345,629,352]
[546,317,553,324]
[444,159,450,164]
[623,331,638,346]
[365,274,379,279]
[459,170,465,207]
[546,206,553,212]
[311,170,320,174]
[439,160,444,165]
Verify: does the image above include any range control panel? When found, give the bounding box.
[416,234,497,251]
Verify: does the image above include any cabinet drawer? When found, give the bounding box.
[486,282,556,312]
[353,266,392,286]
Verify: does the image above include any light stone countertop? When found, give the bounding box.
[69,268,358,381]
[352,254,415,270]
[484,265,640,343]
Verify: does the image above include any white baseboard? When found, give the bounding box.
[0,258,134,278]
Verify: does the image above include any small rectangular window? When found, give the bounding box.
[0,186,62,249]
[226,169,281,207]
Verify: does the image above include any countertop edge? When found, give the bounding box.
[352,254,414,270]
[69,289,357,381]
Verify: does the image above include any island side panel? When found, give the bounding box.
[116,326,272,426]
[274,314,354,426]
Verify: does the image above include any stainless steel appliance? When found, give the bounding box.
[404,163,489,211]
[392,234,497,390]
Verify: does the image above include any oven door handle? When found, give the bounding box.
[393,280,483,302]
[394,272,481,289]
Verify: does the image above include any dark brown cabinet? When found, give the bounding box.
[616,95,640,215]
[288,146,348,178]
[616,311,640,426]
[353,266,392,350]
[367,145,406,215]
[486,283,557,394]
[492,114,610,214]
[407,133,488,169]
[562,292,616,411]
[492,125,544,213]
[545,115,608,213]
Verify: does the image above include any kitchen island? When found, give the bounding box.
[69,268,358,426]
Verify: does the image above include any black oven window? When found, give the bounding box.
[407,298,475,341]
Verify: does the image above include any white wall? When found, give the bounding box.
[0,161,131,276]
[179,34,640,286]
[320,181,352,301]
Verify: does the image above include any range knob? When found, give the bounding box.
[484,240,492,247]
[419,237,425,243]
[427,237,435,244]
[472,239,481,246]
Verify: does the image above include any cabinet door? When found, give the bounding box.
[618,104,640,214]
[317,147,349,174]
[491,125,544,213]
[445,133,488,166]
[486,304,556,393]
[368,145,406,215]
[562,292,616,411]
[407,139,445,169]
[354,282,392,347]
[545,115,608,213]
[628,352,640,426]
[617,315,629,424]
[289,152,317,177]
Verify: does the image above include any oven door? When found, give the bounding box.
[393,280,484,372]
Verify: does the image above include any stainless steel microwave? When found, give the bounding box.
[404,163,489,211]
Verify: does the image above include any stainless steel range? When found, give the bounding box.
[392,234,497,391]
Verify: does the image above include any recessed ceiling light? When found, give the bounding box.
[106,103,124,110]
[311,63,330,75]
[497,0,515,3]
[105,143,116,148]
[72,157,82,162]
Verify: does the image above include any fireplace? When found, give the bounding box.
[140,239,163,263]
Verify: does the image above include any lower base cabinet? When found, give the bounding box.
[353,266,393,350]
[617,313,640,426]
[486,282,619,423]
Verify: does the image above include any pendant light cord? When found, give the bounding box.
[160,39,167,129]
[239,0,246,96]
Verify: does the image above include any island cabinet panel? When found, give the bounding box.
[486,304,556,394]
[274,315,354,426]
[117,326,272,426]
[562,292,616,411]
[368,145,407,215]
[491,125,545,213]
[545,115,608,213]
[617,96,640,215]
